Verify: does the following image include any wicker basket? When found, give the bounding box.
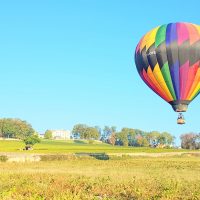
[177,118,185,124]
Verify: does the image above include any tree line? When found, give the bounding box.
[2,118,199,149]
[70,124,175,147]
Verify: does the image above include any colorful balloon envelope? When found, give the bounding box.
[135,22,200,121]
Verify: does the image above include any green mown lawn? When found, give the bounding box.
[0,139,191,154]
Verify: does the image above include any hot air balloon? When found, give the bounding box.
[135,22,200,124]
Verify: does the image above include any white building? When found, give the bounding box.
[39,134,44,138]
[51,130,71,140]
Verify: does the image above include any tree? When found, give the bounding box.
[101,126,116,141]
[146,131,160,147]
[116,131,129,146]
[94,126,101,136]
[134,129,146,137]
[158,132,174,146]
[44,130,53,139]
[116,128,146,147]
[146,131,174,148]
[72,124,87,139]
[23,134,41,150]
[135,135,149,147]
[72,124,99,140]
[0,118,35,139]
[84,127,99,140]
[0,119,4,137]
[108,133,116,146]
[121,128,135,146]
[180,133,198,149]
[195,133,200,149]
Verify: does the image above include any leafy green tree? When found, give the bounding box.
[84,127,99,140]
[23,134,41,150]
[146,131,160,147]
[121,128,135,146]
[72,124,99,140]
[72,124,87,139]
[0,118,34,139]
[0,119,17,138]
[159,132,174,145]
[134,129,146,137]
[44,130,53,139]
[116,131,129,146]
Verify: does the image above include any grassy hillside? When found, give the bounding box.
[0,139,190,154]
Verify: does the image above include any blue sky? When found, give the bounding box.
[0,0,200,144]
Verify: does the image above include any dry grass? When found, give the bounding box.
[0,156,200,199]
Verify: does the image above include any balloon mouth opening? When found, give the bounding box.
[169,100,191,112]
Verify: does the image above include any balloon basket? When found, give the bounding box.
[177,113,185,125]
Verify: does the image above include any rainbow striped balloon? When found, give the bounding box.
[135,22,200,112]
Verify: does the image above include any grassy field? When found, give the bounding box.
[1,139,200,199]
[0,156,200,199]
[0,139,191,154]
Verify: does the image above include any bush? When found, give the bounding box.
[0,155,8,162]
[44,130,53,139]
[23,134,41,150]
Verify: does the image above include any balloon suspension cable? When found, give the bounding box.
[177,112,185,125]
[178,113,183,119]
